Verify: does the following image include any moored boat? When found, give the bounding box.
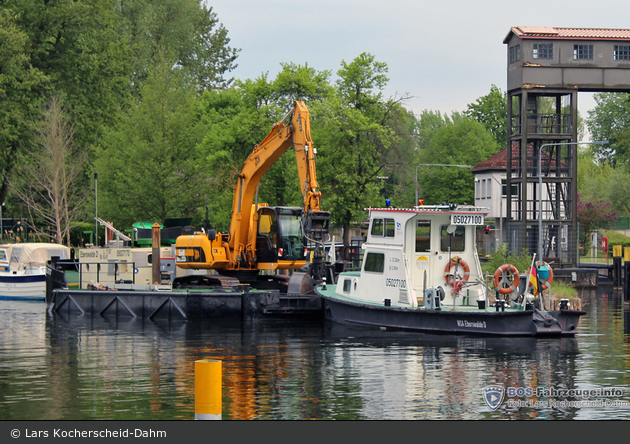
[316,204,584,336]
[0,243,73,301]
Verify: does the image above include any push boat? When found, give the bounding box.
[316,204,585,336]
[0,243,73,301]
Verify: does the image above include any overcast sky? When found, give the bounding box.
[205,0,629,122]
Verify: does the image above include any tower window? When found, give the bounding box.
[509,45,520,63]
[533,43,553,59]
[614,45,630,61]
[573,44,593,60]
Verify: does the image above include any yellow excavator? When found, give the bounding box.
[174,101,331,291]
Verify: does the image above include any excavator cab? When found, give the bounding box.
[256,206,307,269]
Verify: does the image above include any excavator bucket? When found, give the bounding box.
[305,210,331,241]
[287,272,315,296]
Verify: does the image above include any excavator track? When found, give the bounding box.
[172,274,241,290]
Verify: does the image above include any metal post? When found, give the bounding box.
[94,172,98,247]
[195,360,222,420]
[488,176,503,250]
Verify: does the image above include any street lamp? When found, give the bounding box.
[537,141,607,264]
[415,164,472,205]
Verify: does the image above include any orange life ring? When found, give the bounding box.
[493,263,520,295]
[444,257,470,286]
[528,261,554,291]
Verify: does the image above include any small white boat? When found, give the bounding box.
[0,243,72,301]
[316,204,584,336]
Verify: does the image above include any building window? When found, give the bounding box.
[501,179,518,197]
[533,43,553,59]
[509,45,520,63]
[614,45,630,61]
[573,44,593,60]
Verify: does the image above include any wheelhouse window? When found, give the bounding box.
[509,45,520,63]
[364,252,385,273]
[533,43,553,59]
[371,218,395,237]
[415,220,431,252]
[614,45,630,61]
[573,44,593,60]
[440,225,465,252]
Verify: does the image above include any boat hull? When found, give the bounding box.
[319,292,584,337]
[0,274,46,301]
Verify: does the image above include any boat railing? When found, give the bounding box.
[78,261,137,289]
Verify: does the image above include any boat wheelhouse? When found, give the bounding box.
[336,204,487,309]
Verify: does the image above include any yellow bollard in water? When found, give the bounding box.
[195,359,222,420]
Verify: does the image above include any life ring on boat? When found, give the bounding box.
[493,263,520,295]
[444,257,470,286]
[528,261,553,291]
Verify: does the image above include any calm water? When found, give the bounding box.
[0,288,629,420]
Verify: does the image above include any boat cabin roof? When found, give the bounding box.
[0,243,70,269]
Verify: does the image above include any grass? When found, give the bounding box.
[549,279,578,300]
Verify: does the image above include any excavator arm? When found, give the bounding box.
[229,101,329,267]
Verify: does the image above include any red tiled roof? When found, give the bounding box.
[471,147,508,171]
[471,144,563,172]
[504,26,630,43]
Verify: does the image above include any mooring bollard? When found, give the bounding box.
[195,359,222,420]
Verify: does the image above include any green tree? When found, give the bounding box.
[314,53,411,246]
[9,96,88,246]
[416,113,498,205]
[586,92,630,164]
[116,0,239,94]
[465,84,507,147]
[94,60,208,229]
[577,149,630,216]
[196,63,333,231]
[0,0,132,213]
[0,8,47,208]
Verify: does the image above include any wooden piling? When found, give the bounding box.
[152,223,161,285]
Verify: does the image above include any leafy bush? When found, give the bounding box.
[481,244,535,275]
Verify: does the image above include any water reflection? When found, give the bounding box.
[0,288,628,420]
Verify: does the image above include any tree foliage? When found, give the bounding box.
[0,0,132,216]
[10,97,88,246]
[577,193,619,244]
[586,92,630,164]
[116,0,240,94]
[314,53,414,245]
[196,63,334,231]
[416,112,498,205]
[94,60,208,229]
[465,84,507,148]
[577,150,630,216]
